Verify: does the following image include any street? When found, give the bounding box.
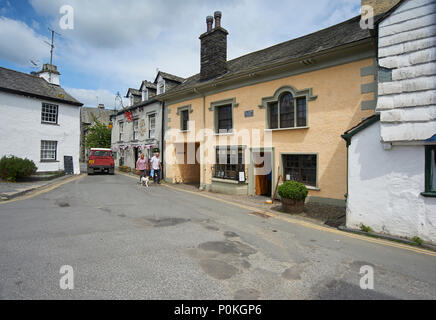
[0,173,435,300]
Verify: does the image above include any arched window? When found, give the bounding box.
[268,91,307,129]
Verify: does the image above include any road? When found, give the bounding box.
[0,173,435,300]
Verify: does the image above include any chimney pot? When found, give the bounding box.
[206,16,213,32]
[214,11,222,28]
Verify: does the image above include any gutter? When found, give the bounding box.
[0,87,83,107]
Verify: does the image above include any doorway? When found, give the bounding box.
[251,149,273,197]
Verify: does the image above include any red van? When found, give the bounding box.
[88,148,115,175]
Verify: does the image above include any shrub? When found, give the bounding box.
[118,166,131,173]
[412,236,423,246]
[0,156,37,182]
[361,224,373,233]
[278,181,308,201]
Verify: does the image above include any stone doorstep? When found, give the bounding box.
[338,226,436,252]
[0,175,75,201]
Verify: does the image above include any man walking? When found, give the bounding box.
[136,153,148,183]
[150,152,162,184]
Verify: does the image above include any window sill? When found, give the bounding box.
[265,127,309,132]
[307,186,320,191]
[179,130,190,133]
[40,160,59,163]
[214,132,234,136]
[212,177,246,185]
[421,192,436,198]
[41,122,59,126]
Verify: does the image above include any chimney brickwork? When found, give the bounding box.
[199,11,228,81]
[361,0,402,16]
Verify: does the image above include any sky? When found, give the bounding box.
[0,0,361,108]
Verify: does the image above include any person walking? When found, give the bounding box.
[136,153,148,183]
[150,152,162,184]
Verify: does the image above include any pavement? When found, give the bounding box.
[0,173,435,300]
[0,174,75,201]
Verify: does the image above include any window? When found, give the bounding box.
[94,151,108,157]
[142,89,148,102]
[41,140,57,161]
[181,109,189,131]
[148,114,156,138]
[129,95,134,107]
[214,146,245,181]
[217,104,232,133]
[158,81,165,94]
[119,122,124,141]
[133,119,139,140]
[424,146,436,196]
[282,154,317,187]
[41,103,58,124]
[268,93,307,129]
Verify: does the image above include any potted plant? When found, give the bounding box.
[278,181,308,214]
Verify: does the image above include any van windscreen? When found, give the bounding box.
[94,151,108,157]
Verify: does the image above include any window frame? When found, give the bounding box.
[40,140,58,162]
[148,113,156,139]
[280,153,319,189]
[422,145,436,197]
[41,102,59,125]
[177,105,192,132]
[209,98,239,135]
[118,121,124,142]
[259,86,317,131]
[267,93,307,130]
[132,119,139,141]
[213,146,246,182]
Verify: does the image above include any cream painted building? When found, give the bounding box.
[159,3,402,205]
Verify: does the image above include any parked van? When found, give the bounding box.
[88,148,114,175]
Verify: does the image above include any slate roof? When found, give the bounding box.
[341,114,380,146]
[141,81,157,90]
[155,71,185,84]
[164,15,375,96]
[0,66,82,106]
[81,106,115,125]
[126,88,142,97]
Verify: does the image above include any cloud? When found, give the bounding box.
[65,87,128,109]
[1,0,361,104]
[0,17,49,66]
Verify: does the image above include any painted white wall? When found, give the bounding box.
[111,100,163,168]
[0,91,81,174]
[347,121,436,244]
[38,71,60,86]
[377,0,436,142]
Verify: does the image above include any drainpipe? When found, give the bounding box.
[341,134,351,204]
[161,101,165,180]
[194,88,206,190]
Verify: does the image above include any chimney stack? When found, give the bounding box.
[361,0,401,17]
[199,11,228,81]
[206,16,213,32]
[214,11,222,28]
[35,64,60,85]
[98,104,105,109]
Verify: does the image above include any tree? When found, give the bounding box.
[85,116,111,149]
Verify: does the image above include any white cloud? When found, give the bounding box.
[1,0,361,101]
[65,87,128,109]
[0,17,49,66]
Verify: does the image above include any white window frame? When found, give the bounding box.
[41,103,59,124]
[148,114,156,139]
[142,89,148,102]
[158,81,165,94]
[133,119,139,140]
[41,140,57,161]
[119,122,124,141]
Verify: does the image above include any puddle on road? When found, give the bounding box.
[145,217,190,228]
[199,259,239,280]
[199,241,257,257]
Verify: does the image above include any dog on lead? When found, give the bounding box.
[141,175,150,187]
